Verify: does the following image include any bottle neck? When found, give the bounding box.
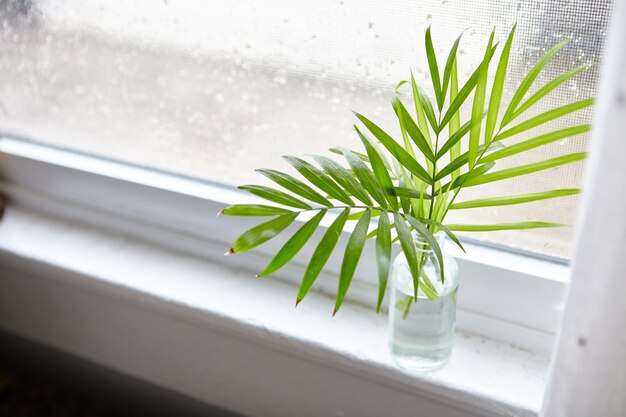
[411,230,446,253]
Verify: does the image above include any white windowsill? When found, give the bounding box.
[0,137,569,355]
[0,207,548,417]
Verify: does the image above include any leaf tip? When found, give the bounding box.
[394,80,407,94]
[295,298,302,307]
[332,308,338,317]
[216,210,224,217]
[224,248,234,256]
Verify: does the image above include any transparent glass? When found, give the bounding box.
[388,233,459,373]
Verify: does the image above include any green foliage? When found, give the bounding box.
[221,26,592,314]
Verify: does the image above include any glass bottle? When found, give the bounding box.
[388,231,460,373]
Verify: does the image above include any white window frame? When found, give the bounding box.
[0,134,569,353]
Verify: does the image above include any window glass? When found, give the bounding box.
[0,0,612,258]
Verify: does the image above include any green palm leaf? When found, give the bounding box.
[329,147,370,163]
[439,43,497,130]
[482,125,590,162]
[410,71,434,146]
[393,187,432,200]
[501,39,570,127]
[485,24,516,143]
[312,155,373,206]
[469,30,495,168]
[342,148,388,207]
[418,218,465,253]
[425,26,443,109]
[258,210,327,277]
[283,156,354,206]
[436,142,503,181]
[394,212,420,299]
[392,97,436,162]
[348,209,381,221]
[505,64,589,125]
[228,213,298,254]
[417,85,440,133]
[441,33,463,102]
[394,160,413,213]
[449,189,580,209]
[221,204,294,217]
[464,153,586,187]
[432,184,451,223]
[375,211,392,312]
[495,99,594,141]
[357,128,399,210]
[238,185,312,209]
[438,160,495,192]
[447,222,563,232]
[403,215,445,282]
[436,118,473,160]
[435,156,469,182]
[448,58,461,179]
[334,209,371,315]
[354,112,432,184]
[297,209,350,305]
[256,169,331,206]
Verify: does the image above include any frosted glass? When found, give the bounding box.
[0,0,612,257]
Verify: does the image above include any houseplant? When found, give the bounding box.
[220,25,592,372]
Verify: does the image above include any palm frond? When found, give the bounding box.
[222,24,593,313]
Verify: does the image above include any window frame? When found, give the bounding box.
[0,134,569,352]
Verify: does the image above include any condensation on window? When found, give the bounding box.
[0,0,612,258]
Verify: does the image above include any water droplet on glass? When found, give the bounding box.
[273,76,287,86]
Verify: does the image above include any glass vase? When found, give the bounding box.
[388,232,459,373]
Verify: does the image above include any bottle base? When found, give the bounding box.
[391,350,450,373]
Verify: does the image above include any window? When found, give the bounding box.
[0,0,612,257]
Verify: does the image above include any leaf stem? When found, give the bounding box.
[427,113,443,232]
[441,127,503,219]
[267,204,386,216]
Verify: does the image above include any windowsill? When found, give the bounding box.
[0,207,548,417]
[0,136,569,355]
